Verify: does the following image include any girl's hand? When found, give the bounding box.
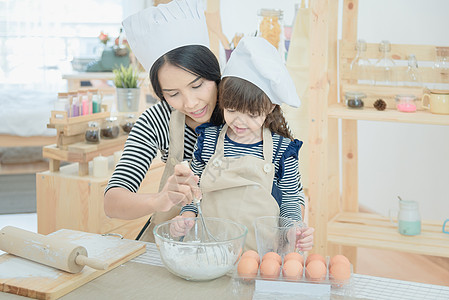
[169,215,195,237]
[296,227,315,251]
[155,163,201,212]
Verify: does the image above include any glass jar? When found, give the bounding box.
[257,9,284,52]
[344,91,366,109]
[374,40,397,86]
[85,121,100,143]
[101,117,120,139]
[397,200,421,236]
[121,114,136,134]
[395,94,417,113]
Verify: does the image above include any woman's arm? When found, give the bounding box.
[105,163,198,219]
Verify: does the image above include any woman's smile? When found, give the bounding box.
[189,105,208,118]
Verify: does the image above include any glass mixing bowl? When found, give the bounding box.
[153,217,247,281]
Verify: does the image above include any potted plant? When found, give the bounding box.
[113,65,141,112]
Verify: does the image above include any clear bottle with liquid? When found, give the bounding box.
[404,54,422,87]
[374,40,397,86]
[349,39,374,85]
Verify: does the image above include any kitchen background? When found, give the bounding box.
[0,0,448,223]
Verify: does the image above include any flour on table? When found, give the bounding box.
[0,257,62,279]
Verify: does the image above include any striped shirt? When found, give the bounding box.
[106,101,197,194]
[181,124,305,221]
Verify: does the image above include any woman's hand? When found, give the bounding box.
[170,215,195,237]
[155,163,201,212]
[295,227,315,251]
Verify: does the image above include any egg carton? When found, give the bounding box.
[231,254,354,293]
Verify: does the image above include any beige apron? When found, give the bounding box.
[200,124,280,251]
[137,110,186,242]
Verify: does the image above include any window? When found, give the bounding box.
[0,0,124,91]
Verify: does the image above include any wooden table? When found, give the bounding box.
[3,242,449,300]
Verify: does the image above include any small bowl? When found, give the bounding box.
[154,217,247,281]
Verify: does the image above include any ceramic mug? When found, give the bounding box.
[421,91,449,115]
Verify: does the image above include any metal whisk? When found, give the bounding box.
[181,162,227,265]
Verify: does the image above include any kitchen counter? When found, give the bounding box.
[3,243,449,300]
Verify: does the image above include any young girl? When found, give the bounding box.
[172,37,314,251]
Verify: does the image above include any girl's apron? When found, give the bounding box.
[200,124,280,251]
[137,110,186,242]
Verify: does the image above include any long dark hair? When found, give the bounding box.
[150,45,222,125]
[219,77,293,140]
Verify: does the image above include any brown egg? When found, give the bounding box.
[241,250,260,265]
[282,259,303,281]
[305,260,327,281]
[305,253,326,266]
[329,262,351,281]
[237,257,259,280]
[330,254,350,267]
[260,258,281,280]
[262,252,282,265]
[283,252,304,266]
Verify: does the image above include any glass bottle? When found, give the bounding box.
[404,54,422,87]
[349,39,374,85]
[433,47,449,85]
[374,40,396,86]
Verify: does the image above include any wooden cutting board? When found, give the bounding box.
[0,229,146,299]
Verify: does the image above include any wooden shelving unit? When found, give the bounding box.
[44,110,127,176]
[307,0,449,269]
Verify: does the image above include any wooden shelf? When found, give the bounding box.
[328,103,449,126]
[328,212,449,258]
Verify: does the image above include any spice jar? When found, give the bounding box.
[395,94,417,112]
[101,117,120,139]
[121,114,136,134]
[345,91,366,109]
[257,9,283,51]
[85,121,100,143]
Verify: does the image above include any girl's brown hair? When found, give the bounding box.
[218,77,293,140]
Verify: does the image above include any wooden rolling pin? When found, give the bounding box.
[0,226,109,273]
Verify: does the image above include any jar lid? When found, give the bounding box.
[88,121,99,127]
[395,94,416,101]
[105,116,118,122]
[126,114,135,119]
[344,91,367,99]
[258,8,283,18]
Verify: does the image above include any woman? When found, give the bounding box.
[104,0,221,242]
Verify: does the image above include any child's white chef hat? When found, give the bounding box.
[222,37,300,108]
[122,0,209,72]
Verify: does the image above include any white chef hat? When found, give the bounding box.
[222,37,300,108]
[122,0,210,72]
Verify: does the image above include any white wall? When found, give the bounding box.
[221,0,449,221]
[353,0,449,221]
